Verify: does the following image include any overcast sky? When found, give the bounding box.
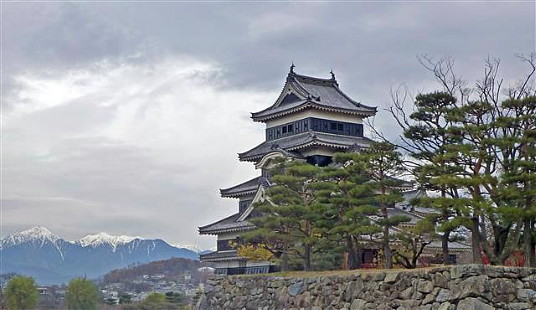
[2,1,535,249]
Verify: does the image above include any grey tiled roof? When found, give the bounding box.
[387,207,422,225]
[198,213,254,235]
[200,250,242,262]
[220,176,262,198]
[239,131,373,162]
[427,241,472,251]
[252,72,376,121]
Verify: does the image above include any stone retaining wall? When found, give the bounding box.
[197,265,536,310]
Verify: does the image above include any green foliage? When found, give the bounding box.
[361,142,408,268]
[5,276,38,310]
[144,292,166,304]
[392,54,536,266]
[66,278,99,310]
[316,152,380,269]
[123,292,182,310]
[246,159,325,271]
[165,291,184,304]
[393,218,437,268]
[119,293,133,304]
[245,143,414,270]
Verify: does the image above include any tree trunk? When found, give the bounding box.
[355,242,363,269]
[524,219,536,267]
[280,252,289,271]
[471,217,483,264]
[383,224,393,269]
[346,236,360,269]
[442,231,451,265]
[530,235,536,268]
[303,244,311,271]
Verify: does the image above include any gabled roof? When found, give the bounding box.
[220,176,263,198]
[251,67,377,122]
[198,213,255,235]
[239,131,373,162]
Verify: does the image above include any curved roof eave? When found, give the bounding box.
[251,103,377,123]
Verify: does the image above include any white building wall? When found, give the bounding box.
[218,232,240,240]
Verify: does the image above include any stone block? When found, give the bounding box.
[384,272,399,283]
[450,275,489,300]
[288,281,304,296]
[436,289,450,303]
[432,273,449,289]
[437,302,451,310]
[417,280,434,293]
[422,292,436,305]
[517,288,536,302]
[373,272,386,281]
[350,299,367,310]
[507,302,532,310]
[456,297,494,310]
[450,265,484,279]
[295,291,310,308]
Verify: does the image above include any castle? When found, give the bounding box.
[199,66,470,275]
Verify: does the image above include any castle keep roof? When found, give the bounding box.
[220,176,263,198]
[198,213,254,235]
[251,69,377,122]
[239,131,373,162]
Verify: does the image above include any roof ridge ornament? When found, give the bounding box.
[287,62,296,81]
[330,69,339,86]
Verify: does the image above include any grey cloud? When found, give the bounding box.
[3,2,535,248]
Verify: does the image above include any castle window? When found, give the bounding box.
[338,123,344,131]
[282,126,287,134]
[330,122,337,130]
[287,124,293,133]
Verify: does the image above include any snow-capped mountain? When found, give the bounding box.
[173,243,205,253]
[0,226,199,284]
[1,226,61,248]
[76,232,140,250]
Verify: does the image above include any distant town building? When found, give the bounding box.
[199,66,470,275]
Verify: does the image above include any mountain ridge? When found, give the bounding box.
[0,226,205,284]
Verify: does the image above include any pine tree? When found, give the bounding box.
[389,91,466,265]
[245,160,324,271]
[387,55,536,266]
[361,142,408,268]
[315,152,380,269]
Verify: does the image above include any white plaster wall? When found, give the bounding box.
[214,261,241,269]
[300,146,338,157]
[218,232,240,240]
[246,261,272,267]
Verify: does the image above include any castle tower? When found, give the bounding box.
[198,66,377,275]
